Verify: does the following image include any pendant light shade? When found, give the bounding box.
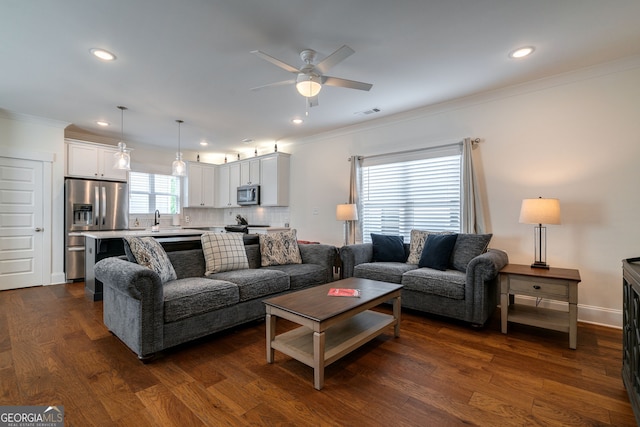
[113,106,131,170]
[172,119,186,176]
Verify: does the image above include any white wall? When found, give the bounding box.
[0,111,67,284]
[287,57,640,328]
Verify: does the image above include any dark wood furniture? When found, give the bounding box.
[623,257,640,425]
[263,278,402,390]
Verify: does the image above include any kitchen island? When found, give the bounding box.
[81,228,206,301]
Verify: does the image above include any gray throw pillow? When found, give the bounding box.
[450,233,493,272]
[122,236,177,283]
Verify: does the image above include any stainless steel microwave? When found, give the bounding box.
[237,185,260,205]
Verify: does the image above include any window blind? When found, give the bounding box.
[129,172,181,215]
[361,150,462,243]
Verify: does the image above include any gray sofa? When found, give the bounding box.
[94,241,336,360]
[340,238,508,326]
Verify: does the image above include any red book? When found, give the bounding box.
[327,288,361,297]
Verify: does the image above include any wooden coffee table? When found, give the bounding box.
[263,277,403,390]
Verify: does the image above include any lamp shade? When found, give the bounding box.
[519,198,561,225]
[336,203,358,221]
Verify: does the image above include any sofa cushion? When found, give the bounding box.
[210,269,289,302]
[202,232,249,275]
[122,236,177,283]
[402,268,467,300]
[163,278,239,323]
[419,233,458,271]
[354,262,418,284]
[260,229,302,266]
[264,263,327,290]
[451,233,493,273]
[407,229,454,265]
[371,234,406,262]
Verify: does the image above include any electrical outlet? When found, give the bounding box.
[312,207,319,215]
[185,215,190,223]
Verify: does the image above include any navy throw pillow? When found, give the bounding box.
[418,233,458,270]
[371,234,406,262]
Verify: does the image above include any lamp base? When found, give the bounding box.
[531,261,550,269]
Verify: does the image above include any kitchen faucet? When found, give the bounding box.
[154,210,160,226]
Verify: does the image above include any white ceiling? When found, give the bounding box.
[2,0,640,157]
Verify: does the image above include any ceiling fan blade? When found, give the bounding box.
[251,50,300,73]
[322,76,373,91]
[250,79,295,91]
[315,45,355,74]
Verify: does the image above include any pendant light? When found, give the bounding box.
[113,106,131,170]
[171,119,186,176]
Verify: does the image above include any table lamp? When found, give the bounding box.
[519,197,561,269]
[336,203,358,246]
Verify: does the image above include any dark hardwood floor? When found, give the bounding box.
[0,282,635,426]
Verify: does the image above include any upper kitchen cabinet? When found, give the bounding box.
[66,139,128,181]
[240,158,261,185]
[215,162,241,208]
[260,153,290,206]
[185,162,215,207]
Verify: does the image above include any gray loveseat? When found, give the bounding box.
[94,240,336,360]
[340,233,508,326]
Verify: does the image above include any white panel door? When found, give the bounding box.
[0,157,44,290]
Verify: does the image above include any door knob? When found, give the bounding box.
[35,227,44,232]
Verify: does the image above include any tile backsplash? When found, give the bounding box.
[129,206,290,229]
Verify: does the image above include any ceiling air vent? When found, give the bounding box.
[355,107,381,116]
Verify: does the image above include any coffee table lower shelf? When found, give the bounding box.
[271,310,395,369]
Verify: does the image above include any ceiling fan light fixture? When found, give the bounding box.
[296,74,322,98]
[172,119,186,176]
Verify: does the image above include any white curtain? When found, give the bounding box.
[348,155,363,244]
[461,138,486,233]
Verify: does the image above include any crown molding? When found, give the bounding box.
[0,109,69,129]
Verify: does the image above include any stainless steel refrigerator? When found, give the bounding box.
[64,178,129,280]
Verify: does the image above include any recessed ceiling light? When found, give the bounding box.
[508,46,535,59]
[241,138,253,143]
[90,48,116,61]
[291,118,303,125]
[199,141,208,146]
[96,121,110,127]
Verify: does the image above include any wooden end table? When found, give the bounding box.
[500,264,581,349]
[263,278,402,390]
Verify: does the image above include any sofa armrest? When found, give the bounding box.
[339,244,374,278]
[94,257,164,358]
[95,257,163,301]
[299,244,338,282]
[467,248,509,281]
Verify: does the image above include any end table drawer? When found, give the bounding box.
[509,278,568,298]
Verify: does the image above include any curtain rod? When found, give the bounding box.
[349,137,481,161]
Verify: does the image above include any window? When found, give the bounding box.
[361,145,461,243]
[129,172,181,215]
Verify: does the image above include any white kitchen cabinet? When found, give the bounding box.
[66,140,128,181]
[240,158,261,185]
[260,152,290,206]
[215,163,241,208]
[185,162,215,207]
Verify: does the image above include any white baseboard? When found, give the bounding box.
[49,272,67,285]
[514,295,622,329]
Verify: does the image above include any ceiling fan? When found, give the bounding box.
[250,45,372,107]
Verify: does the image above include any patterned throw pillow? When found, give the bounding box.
[201,232,249,275]
[406,229,453,265]
[122,236,177,283]
[259,229,302,266]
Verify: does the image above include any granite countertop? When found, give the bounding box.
[81,228,206,239]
